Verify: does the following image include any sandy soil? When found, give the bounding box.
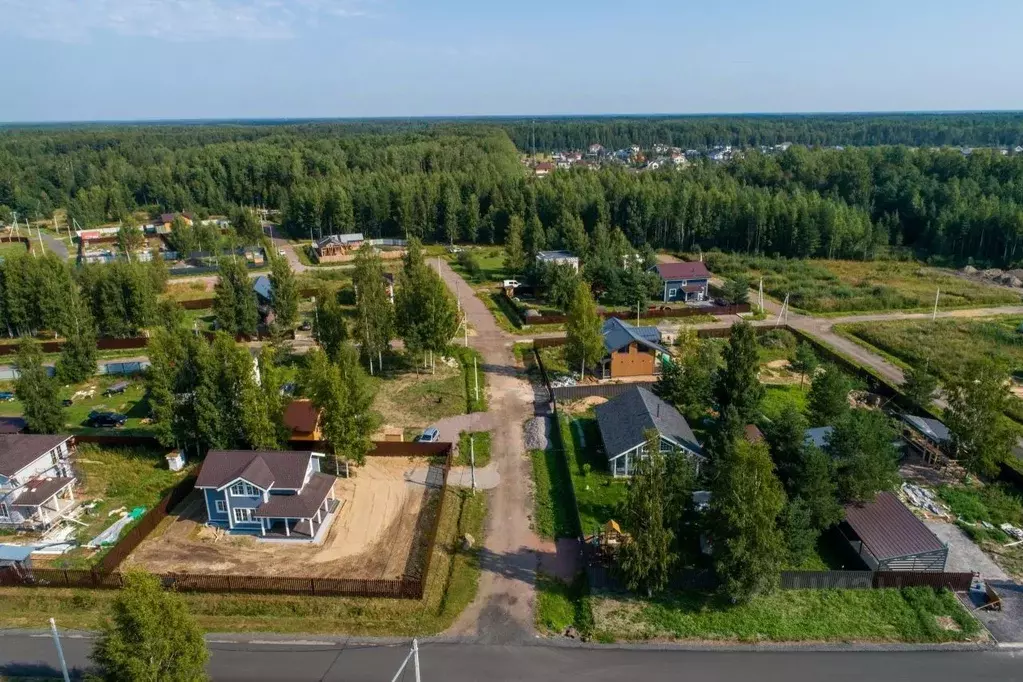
[561,395,607,414]
[759,358,803,385]
[124,457,440,579]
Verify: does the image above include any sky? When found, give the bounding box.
[0,0,1021,122]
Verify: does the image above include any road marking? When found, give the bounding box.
[246,640,336,646]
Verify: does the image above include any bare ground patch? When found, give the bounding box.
[124,457,442,580]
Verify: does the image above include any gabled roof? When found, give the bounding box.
[253,275,273,301]
[651,261,711,281]
[0,435,71,478]
[11,477,75,507]
[601,317,669,355]
[255,473,334,518]
[284,400,320,434]
[196,450,319,491]
[536,250,578,261]
[316,233,364,249]
[595,387,702,460]
[902,415,950,444]
[844,491,945,560]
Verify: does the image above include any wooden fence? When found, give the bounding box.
[502,290,749,327]
[1,444,453,599]
[552,381,657,403]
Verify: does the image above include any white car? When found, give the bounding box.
[503,279,522,289]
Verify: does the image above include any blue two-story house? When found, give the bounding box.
[649,261,712,303]
[195,450,339,541]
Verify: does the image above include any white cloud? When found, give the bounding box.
[0,0,373,42]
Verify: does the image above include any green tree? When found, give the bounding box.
[352,244,395,373]
[794,444,844,531]
[564,281,604,379]
[540,262,580,312]
[56,281,98,384]
[463,193,481,243]
[766,404,810,489]
[827,409,899,502]
[241,345,289,450]
[14,338,63,434]
[781,497,818,567]
[789,342,818,390]
[89,570,209,682]
[945,360,1016,477]
[723,275,750,305]
[806,364,851,426]
[902,365,939,411]
[663,447,699,565]
[714,321,764,424]
[654,341,718,422]
[503,215,526,274]
[117,223,146,259]
[230,207,264,243]
[313,289,349,363]
[303,348,378,474]
[145,329,187,449]
[709,439,786,603]
[268,252,299,331]
[617,442,676,596]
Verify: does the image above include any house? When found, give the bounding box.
[900,415,950,466]
[284,400,322,442]
[598,317,670,379]
[595,386,703,477]
[535,250,580,272]
[0,434,77,529]
[155,213,193,232]
[744,424,765,444]
[804,426,834,449]
[649,261,711,303]
[839,491,948,571]
[253,275,273,304]
[196,450,339,540]
[588,143,604,155]
[315,233,364,262]
[533,162,554,177]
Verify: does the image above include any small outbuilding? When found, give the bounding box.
[840,491,948,571]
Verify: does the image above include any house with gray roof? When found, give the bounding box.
[598,317,671,379]
[595,386,703,477]
[0,434,77,530]
[535,250,580,272]
[196,450,339,541]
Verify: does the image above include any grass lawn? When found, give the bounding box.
[447,247,510,286]
[160,281,213,303]
[0,489,486,635]
[449,345,488,413]
[839,316,1023,420]
[0,240,31,260]
[43,444,192,569]
[704,253,1019,314]
[0,375,155,437]
[529,441,579,539]
[536,572,593,636]
[538,345,570,377]
[456,431,491,467]
[591,587,981,643]
[760,384,808,423]
[560,414,628,537]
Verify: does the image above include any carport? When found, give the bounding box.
[840,491,949,571]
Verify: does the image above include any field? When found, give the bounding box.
[446,246,510,286]
[371,360,466,430]
[0,489,486,635]
[559,412,628,536]
[0,375,153,436]
[590,587,981,643]
[39,444,191,569]
[161,280,214,302]
[456,431,491,467]
[839,316,1023,418]
[0,240,31,260]
[704,253,1019,314]
[125,457,439,579]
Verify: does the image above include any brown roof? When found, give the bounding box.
[0,418,26,434]
[195,451,318,490]
[653,262,711,281]
[255,473,335,518]
[284,400,320,434]
[743,424,765,444]
[843,491,945,560]
[0,434,71,478]
[12,477,75,507]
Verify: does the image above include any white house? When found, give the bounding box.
[0,434,77,529]
[535,250,580,272]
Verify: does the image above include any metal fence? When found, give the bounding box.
[99,360,150,376]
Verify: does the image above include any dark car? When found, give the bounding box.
[103,381,129,397]
[0,392,15,402]
[298,320,312,331]
[86,411,128,428]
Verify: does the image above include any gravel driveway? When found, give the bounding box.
[925,520,1008,579]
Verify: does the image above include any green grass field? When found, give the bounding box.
[760,384,808,423]
[0,489,486,635]
[704,253,1019,314]
[447,247,510,286]
[0,375,155,436]
[591,587,981,643]
[456,431,491,467]
[560,413,628,536]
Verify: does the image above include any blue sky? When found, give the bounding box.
[0,0,1021,122]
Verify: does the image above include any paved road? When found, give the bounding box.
[1,633,1021,682]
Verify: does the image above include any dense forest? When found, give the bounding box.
[2,114,1023,265]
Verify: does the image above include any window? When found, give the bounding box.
[0,502,8,519]
[668,288,677,298]
[233,507,255,523]
[214,499,227,515]
[229,481,258,497]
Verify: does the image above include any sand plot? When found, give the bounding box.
[125,457,441,579]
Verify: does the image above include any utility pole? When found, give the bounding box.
[758,278,764,311]
[932,287,940,321]
[776,294,789,326]
[49,618,71,682]
[390,638,422,682]
[473,355,479,403]
[470,433,476,492]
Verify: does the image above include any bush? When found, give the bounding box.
[759,328,797,350]
[940,483,1023,526]
[457,251,483,281]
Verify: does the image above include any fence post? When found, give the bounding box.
[310,579,315,596]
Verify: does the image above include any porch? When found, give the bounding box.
[2,478,77,529]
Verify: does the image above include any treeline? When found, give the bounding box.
[499,113,1023,151]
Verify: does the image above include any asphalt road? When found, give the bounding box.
[2,634,1021,682]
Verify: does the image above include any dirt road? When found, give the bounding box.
[434,259,546,643]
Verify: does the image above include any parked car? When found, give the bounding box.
[298,320,312,331]
[103,381,129,397]
[61,398,74,407]
[0,392,15,402]
[415,427,440,443]
[86,411,127,428]
[447,245,463,254]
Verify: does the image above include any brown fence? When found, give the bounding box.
[552,381,657,403]
[74,434,163,448]
[0,335,149,356]
[502,290,749,327]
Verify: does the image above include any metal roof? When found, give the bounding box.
[12,477,75,507]
[196,451,319,490]
[601,317,669,355]
[536,250,578,261]
[595,386,702,460]
[652,261,711,281]
[254,473,335,518]
[284,400,320,434]
[0,545,34,562]
[253,275,273,301]
[902,415,950,444]
[0,434,72,478]
[804,426,834,449]
[844,491,946,561]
